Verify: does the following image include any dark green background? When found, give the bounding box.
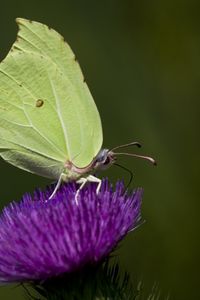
[0,1,199,299]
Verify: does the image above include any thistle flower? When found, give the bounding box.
[0,179,142,284]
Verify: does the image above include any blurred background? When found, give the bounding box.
[0,0,199,299]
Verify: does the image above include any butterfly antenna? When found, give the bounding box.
[109,141,142,153]
[114,163,133,189]
[114,152,157,165]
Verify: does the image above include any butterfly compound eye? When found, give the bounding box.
[36,99,44,107]
[103,156,111,165]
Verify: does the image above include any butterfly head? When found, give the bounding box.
[93,149,116,171]
[93,141,156,172]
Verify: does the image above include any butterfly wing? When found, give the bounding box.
[0,19,103,179]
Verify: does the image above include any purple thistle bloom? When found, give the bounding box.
[0,180,142,283]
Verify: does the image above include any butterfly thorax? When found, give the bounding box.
[63,149,115,182]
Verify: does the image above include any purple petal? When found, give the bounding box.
[0,179,142,283]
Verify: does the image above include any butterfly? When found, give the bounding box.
[0,18,156,201]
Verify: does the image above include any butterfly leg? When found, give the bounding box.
[49,173,65,200]
[75,175,102,204]
[86,175,102,194]
[75,177,88,204]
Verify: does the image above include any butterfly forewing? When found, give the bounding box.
[0,19,103,179]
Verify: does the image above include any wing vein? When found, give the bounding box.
[48,72,71,159]
[0,137,63,162]
[18,22,49,48]
[0,118,31,127]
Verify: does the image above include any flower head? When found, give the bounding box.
[0,180,142,283]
